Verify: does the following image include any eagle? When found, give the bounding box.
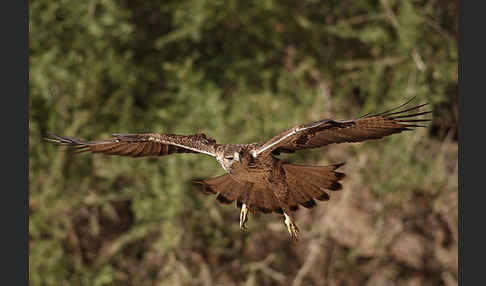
[45,98,430,240]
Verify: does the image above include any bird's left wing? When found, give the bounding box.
[44,132,218,157]
[253,98,431,157]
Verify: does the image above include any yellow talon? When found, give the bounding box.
[240,203,249,231]
[284,213,300,241]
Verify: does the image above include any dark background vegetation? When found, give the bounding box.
[29,0,457,285]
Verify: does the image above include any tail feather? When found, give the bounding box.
[288,186,316,210]
[261,186,280,213]
[301,181,332,201]
[193,174,243,200]
[283,162,345,207]
[196,175,285,214]
[246,187,262,213]
[218,183,245,203]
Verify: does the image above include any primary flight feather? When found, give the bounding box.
[45,98,431,240]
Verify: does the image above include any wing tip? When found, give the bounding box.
[375,99,432,130]
[43,132,88,147]
[365,97,431,119]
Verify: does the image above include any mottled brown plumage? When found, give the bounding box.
[45,98,431,240]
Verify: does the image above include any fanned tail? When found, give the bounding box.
[194,162,345,214]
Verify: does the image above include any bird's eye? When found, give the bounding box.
[226,156,234,160]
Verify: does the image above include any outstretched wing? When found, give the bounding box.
[254,98,431,156]
[44,132,218,157]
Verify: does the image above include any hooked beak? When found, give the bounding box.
[234,152,240,162]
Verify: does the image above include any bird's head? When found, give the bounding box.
[217,146,242,173]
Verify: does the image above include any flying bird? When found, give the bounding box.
[45,98,431,240]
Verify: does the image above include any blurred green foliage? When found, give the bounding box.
[30,0,457,285]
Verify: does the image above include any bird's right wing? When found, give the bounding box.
[44,132,218,158]
[253,98,431,157]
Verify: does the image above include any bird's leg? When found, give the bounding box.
[283,212,300,241]
[239,203,249,231]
